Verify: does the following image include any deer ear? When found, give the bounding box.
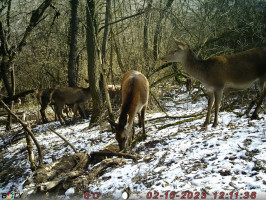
[108,118,118,128]
[173,38,187,49]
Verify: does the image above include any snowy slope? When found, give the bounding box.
[0,87,265,200]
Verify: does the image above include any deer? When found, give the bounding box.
[36,88,55,123]
[52,86,91,125]
[108,70,149,151]
[161,39,266,128]
[36,87,90,124]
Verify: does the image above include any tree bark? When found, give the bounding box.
[153,0,174,61]
[86,0,102,125]
[6,64,15,130]
[68,0,79,87]
[100,0,114,122]
[111,29,125,73]
[143,0,152,68]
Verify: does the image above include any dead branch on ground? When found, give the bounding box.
[48,128,78,153]
[0,99,44,168]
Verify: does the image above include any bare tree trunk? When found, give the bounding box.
[153,0,174,61]
[143,0,152,68]
[98,0,114,123]
[68,0,79,87]
[111,29,125,73]
[6,64,15,130]
[86,0,102,125]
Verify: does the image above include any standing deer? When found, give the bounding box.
[36,87,90,124]
[161,39,266,128]
[52,86,91,125]
[108,70,149,151]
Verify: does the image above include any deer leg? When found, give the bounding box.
[213,89,223,127]
[71,104,79,123]
[131,121,135,142]
[40,101,49,123]
[138,113,141,128]
[40,106,48,123]
[140,106,147,138]
[55,104,65,125]
[79,103,87,118]
[251,80,265,119]
[203,91,215,127]
[53,104,59,121]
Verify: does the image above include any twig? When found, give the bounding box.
[150,90,168,116]
[48,128,78,153]
[158,114,205,130]
[39,170,83,191]
[132,115,205,147]
[146,109,204,122]
[90,150,141,161]
[100,139,116,150]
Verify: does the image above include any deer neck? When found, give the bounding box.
[181,50,206,82]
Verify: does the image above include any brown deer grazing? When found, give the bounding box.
[36,87,90,124]
[108,70,149,151]
[52,87,91,125]
[161,39,266,128]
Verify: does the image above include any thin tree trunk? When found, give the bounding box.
[99,0,114,122]
[68,0,79,87]
[143,0,152,68]
[86,0,102,125]
[111,29,125,73]
[153,0,174,61]
[6,64,15,130]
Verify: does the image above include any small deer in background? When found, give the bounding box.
[36,87,90,124]
[108,70,149,151]
[162,39,266,128]
[52,86,91,125]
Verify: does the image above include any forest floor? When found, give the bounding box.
[0,86,265,200]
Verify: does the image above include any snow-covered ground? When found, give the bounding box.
[0,87,265,200]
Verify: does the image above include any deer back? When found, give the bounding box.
[52,87,91,105]
[110,70,149,150]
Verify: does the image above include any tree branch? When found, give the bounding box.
[11,0,53,61]
[98,10,146,32]
[48,128,78,153]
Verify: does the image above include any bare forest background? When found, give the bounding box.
[1,0,266,126]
